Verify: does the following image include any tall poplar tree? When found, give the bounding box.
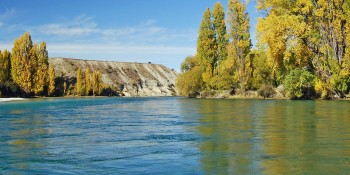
[48,65,55,96]
[213,1,228,72]
[76,68,83,96]
[85,67,91,96]
[33,42,49,96]
[197,8,217,88]
[0,50,11,83]
[92,71,102,96]
[11,32,34,94]
[227,0,251,92]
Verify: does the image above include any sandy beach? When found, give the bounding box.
[0,98,26,102]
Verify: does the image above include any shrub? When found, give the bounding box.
[257,84,276,99]
[283,69,315,99]
[0,81,24,97]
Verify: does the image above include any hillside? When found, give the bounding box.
[48,58,178,97]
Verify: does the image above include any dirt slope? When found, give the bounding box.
[49,58,178,96]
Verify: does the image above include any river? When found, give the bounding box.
[1,97,349,174]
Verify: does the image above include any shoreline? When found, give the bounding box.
[0,98,27,102]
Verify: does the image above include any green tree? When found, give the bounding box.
[85,67,91,96]
[0,50,11,83]
[11,32,34,94]
[283,69,315,99]
[213,1,228,72]
[227,0,251,92]
[48,65,55,96]
[197,8,217,88]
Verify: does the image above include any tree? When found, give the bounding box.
[92,71,102,96]
[197,8,217,88]
[33,42,49,96]
[256,0,350,98]
[283,69,315,99]
[176,66,204,98]
[85,67,91,96]
[227,0,252,92]
[213,2,228,72]
[48,65,55,96]
[0,50,11,83]
[181,56,198,73]
[11,32,34,94]
[76,68,83,96]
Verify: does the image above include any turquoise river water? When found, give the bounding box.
[0,97,350,174]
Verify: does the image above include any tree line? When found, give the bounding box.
[177,0,350,99]
[0,32,111,97]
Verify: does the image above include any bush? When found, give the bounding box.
[283,69,315,99]
[257,84,276,99]
[0,81,25,97]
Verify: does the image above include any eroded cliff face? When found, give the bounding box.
[48,58,178,96]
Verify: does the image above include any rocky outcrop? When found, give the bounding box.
[48,58,178,96]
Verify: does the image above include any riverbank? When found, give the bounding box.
[0,98,27,102]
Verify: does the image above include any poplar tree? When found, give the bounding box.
[213,2,228,72]
[227,0,251,92]
[85,68,91,96]
[76,68,83,96]
[48,65,55,96]
[92,71,102,96]
[11,32,34,94]
[197,8,217,88]
[33,42,49,96]
[0,50,11,82]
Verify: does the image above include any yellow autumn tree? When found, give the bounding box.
[48,65,55,96]
[227,0,252,93]
[0,50,11,83]
[33,42,49,96]
[92,71,103,96]
[85,67,91,96]
[11,32,34,94]
[76,68,84,96]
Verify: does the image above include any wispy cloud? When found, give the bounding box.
[2,14,197,69]
[35,15,97,36]
[31,15,196,45]
[0,8,16,21]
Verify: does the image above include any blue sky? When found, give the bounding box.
[0,0,260,71]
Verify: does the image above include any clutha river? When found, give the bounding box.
[1,97,349,174]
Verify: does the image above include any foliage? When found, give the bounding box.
[76,68,84,96]
[257,84,276,99]
[11,32,34,94]
[0,81,23,97]
[227,0,252,92]
[176,66,204,98]
[213,2,228,68]
[33,42,49,96]
[0,50,11,83]
[48,65,56,96]
[197,8,217,88]
[85,68,91,96]
[92,71,103,96]
[283,69,315,99]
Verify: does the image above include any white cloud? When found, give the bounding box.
[35,15,97,36]
[47,43,195,55]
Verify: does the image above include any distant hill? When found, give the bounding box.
[49,58,178,97]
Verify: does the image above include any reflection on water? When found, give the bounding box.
[186,99,350,175]
[1,98,350,174]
